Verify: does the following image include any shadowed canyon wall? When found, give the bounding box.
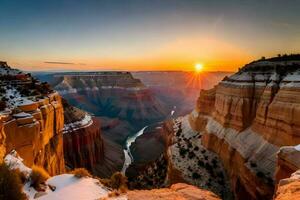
[62,102,124,178]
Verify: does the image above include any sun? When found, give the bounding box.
[195,63,203,73]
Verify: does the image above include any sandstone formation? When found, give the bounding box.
[0,62,65,175]
[274,170,300,200]
[275,145,300,184]
[62,101,124,178]
[127,183,221,200]
[191,58,300,199]
[63,101,104,170]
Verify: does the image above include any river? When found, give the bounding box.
[121,126,148,173]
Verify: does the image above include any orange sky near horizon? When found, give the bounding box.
[1,1,300,72]
[6,36,256,72]
[2,33,293,72]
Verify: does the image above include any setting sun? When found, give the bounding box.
[195,63,204,73]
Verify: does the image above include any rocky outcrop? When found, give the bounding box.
[166,116,231,199]
[0,62,65,175]
[274,170,300,200]
[127,183,221,200]
[275,145,300,184]
[126,115,232,199]
[63,104,104,171]
[63,101,124,178]
[192,58,300,199]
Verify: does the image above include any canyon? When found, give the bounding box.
[189,58,300,199]
[37,72,168,137]
[123,57,300,200]
[0,58,300,200]
[38,71,233,179]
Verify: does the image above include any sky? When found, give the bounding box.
[0,0,300,72]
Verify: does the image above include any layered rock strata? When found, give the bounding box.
[62,102,124,177]
[274,170,300,200]
[192,59,300,199]
[275,145,300,184]
[0,62,65,175]
[52,72,168,128]
[63,103,104,170]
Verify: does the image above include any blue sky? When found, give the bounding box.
[0,0,300,71]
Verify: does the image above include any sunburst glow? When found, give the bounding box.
[195,63,203,73]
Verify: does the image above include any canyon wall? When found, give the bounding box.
[192,60,300,199]
[62,101,104,171]
[36,71,170,146]
[63,101,124,178]
[0,63,124,179]
[0,62,65,175]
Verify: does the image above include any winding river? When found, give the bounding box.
[121,126,148,173]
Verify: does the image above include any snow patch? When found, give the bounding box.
[63,114,93,133]
[4,150,32,177]
[5,151,126,200]
[294,144,300,151]
[38,174,126,200]
[13,112,32,118]
[1,86,35,109]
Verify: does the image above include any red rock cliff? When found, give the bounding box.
[274,170,300,200]
[62,102,104,171]
[62,101,124,178]
[191,59,300,199]
[0,62,65,175]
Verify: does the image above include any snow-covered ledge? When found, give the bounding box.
[63,114,93,134]
[4,150,127,200]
